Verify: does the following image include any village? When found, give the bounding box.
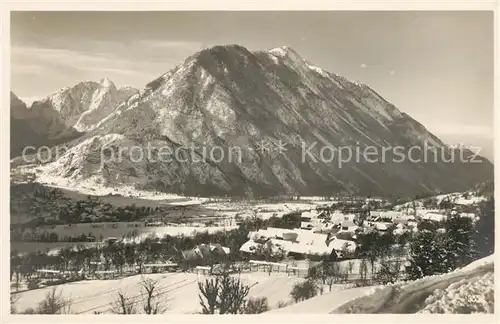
[10,185,491,314]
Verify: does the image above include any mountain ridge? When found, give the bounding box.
[10,79,138,158]
[13,45,493,198]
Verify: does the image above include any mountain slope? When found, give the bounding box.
[10,91,82,159]
[10,92,49,158]
[31,45,493,197]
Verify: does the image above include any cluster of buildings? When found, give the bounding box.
[240,226,357,260]
[238,199,479,261]
[181,243,231,262]
[239,208,365,261]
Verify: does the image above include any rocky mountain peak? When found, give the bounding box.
[268,45,302,58]
[16,45,493,198]
[99,77,116,89]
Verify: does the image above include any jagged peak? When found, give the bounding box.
[200,44,248,54]
[99,77,115,88]
[187,44,253,65]
[119,85,138,92]
[40,79,114,100]
[268,45,302,58]
[10,91,27,108]
[10,91,21,101]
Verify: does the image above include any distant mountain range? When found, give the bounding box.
[10,79,137,157]
[10,45,493,198]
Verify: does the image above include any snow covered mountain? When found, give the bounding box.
[31,45,493,197]
[29,78,138,135]
[10,80,137,158]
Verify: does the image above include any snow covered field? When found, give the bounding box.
[15,168,329,220]
[13,272,306,314]
[24,169,340,211]
[394,192,487,211]
[16,168,208,207]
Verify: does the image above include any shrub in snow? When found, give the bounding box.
[242,297,270,314]
[276,300,289,309]
[21,307,36,314]
[290,279,318,303]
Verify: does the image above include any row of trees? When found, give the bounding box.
[12,212,308,283]
[13,232,97,243]
[10,220,256,289]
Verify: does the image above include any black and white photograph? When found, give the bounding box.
[7,7,495,317]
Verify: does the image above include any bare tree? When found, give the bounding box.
[139,276,167,314]
[347,260,355,274]
[358,259,369,286]
[12,267,22,292]
[411,201,418,218]
[36,287,72,314]
[320,261,342,292]
[257,241,286,275]
[110,291,136,314]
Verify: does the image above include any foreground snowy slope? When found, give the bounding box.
[418,271,493,313]
[13,272,305,314]
[266,285,382,314]
[332,255,493,313]
[267,255,494,314]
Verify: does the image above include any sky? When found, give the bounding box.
[10,11,494,160]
